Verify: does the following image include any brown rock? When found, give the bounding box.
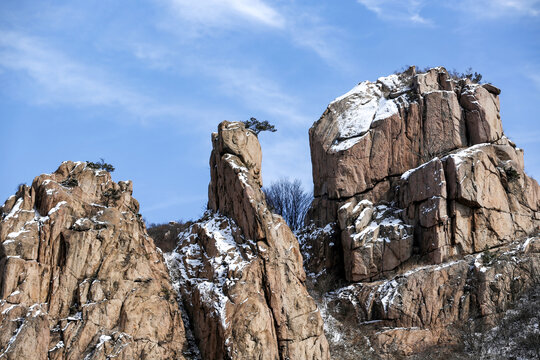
[0,161,188,359]
[326,238,540,355]
[460,84,503,144]
[338,199,413,281]
[423,90,466,156]
[171,121,330,360]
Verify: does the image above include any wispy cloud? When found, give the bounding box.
[207,64,311,126]
[157,0,349,69]
[358,0,540,24]
[357,0,431,25]
[286,11,351,70]
[162,0,285,31]
[455,0,540,18]
[0,30,185,119]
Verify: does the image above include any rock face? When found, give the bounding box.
[0,162,188,359]
[325,238,540,356]
[307,66,540,280]
[303,67,540,356]
[167,121,329,360]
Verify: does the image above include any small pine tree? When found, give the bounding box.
[86,158,115,172]
[243,117,277,135]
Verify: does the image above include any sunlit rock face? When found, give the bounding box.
[301,67,540,357]
[307,66,539,277]
[0,161,188,360]
[167,121,330,360]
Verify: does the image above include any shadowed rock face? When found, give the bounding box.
[168,121,330,360]
[0,161,188,360]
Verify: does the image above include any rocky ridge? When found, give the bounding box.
[303,66,540,356]
[167,121,330,360]
[0,162,188,359]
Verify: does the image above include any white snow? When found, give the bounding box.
[224,154,250,187]
[443,143,490,168]
[165,212,256,333]
[73,218,89,227]
[4,198,23,220]
[352,199,373,214]
[96,335,112,348]
[400,157,440,181]
[331,137,364,152]
[378,279,400,313]
[6,229,30,239]
[67,312,82,321]
[2,304,17,315]
[49,341,64,352]
[373,96,399,122]
[329,73,412,152]
[377,74,402,91]
[48,201,68,215]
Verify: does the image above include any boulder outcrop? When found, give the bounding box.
[0,161,188,359]
[303,67,540,356]
[307,66,540,280]
[325,237,540,356]
[167,121,330,360]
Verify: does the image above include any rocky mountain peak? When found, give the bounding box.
[302,67,540,357]
[167,121,330,359]
[0,161,188,359]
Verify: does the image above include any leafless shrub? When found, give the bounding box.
[263,178,312,231]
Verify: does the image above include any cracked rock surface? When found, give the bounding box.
[302,67,540,357]
[0,161,188,360]
[167,121,330,360]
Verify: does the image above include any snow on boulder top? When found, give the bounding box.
[329,72,413,151]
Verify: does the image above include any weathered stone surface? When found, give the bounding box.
[171,121,329,360]
[306,67,539,275]
[302,67,540,357]
[394,140,539,263]
[460,84,502,144]
[307,67,509,221]
[308,66,475,204]
[324,238,540,356]
[338,199,413,281]
[0,161,188,359]
[423,90,466,156]
[296,223,342,279]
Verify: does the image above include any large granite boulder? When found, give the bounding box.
[302,67,540,357]
[306,66,539,277]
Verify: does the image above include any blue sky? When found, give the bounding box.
[1,0,539,224]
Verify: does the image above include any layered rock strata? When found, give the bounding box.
[0,161,188,359]
[167,122,329,360]
[307,66,540,280]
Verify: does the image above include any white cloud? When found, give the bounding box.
[207,64,310,125]
[287,12,351,70]
[357,0,431,24]
[157,0,349,69]
[357,0,540,24]
[0,31,187,119]
[458,0,540,18]
[164,0,285,30]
